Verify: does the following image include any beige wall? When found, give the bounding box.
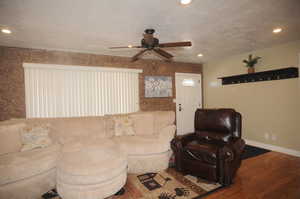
[203,40,300,151]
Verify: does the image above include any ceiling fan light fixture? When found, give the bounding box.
[1,28,12,34]
[180,0,192,5]
[273,28,282,34]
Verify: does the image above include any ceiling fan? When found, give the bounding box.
[109,29,192,62]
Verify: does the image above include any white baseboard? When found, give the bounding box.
[245,139,300,157]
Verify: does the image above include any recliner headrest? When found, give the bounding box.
[195,109,237,134]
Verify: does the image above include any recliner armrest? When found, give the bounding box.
[171,133,198,172]
[220,138,245,162]
[171,133,198,151]
[227,138,245,153]
[218,138,245,185]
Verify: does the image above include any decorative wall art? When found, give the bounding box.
[145,76,172,98]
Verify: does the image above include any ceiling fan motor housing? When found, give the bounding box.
[144,29,155,34]
[141,37,159,49]
[141,29,159,49]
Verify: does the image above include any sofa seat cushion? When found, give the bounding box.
[112,135,170,156]
[57,139,127,185]
[0,143,61,185]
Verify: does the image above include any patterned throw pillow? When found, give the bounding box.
[20,124,52,152]
[0,122,26,155]
[113,116,135,136]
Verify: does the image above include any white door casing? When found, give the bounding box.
[175,73,202,135]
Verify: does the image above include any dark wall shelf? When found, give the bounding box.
[218,67,299,85]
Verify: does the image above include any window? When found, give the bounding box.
[23,63,142,118]
[182,79,195,87]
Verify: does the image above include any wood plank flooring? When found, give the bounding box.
[112,151,300,199]
[205,151,300,199]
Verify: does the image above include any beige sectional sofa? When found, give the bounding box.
[0,111,175,199]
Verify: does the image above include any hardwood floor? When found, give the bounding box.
[205,152,300,199]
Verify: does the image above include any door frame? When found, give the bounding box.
[175,72,202,135]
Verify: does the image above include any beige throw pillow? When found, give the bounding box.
[113,115,135,136]
[20,124,52,151]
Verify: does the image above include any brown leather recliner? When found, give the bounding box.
[171,108,245,185]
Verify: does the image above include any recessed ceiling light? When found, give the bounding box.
[128,45,133,48]
[197,53,203,57]
[180,0,192,5]
[1,28,12,34]
[273,28,282,33]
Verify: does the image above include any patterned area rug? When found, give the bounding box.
[114,168,224,199]
[42,168,224,199]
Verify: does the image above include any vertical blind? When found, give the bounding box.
[23,63,142,118]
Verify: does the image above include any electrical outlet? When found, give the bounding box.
[271,134,277,141]
[264,133,269,140]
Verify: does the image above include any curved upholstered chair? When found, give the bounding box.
[171,108,245,185]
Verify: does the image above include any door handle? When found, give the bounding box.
[179,104,182,111]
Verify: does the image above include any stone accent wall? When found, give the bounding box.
[0,46,202,121]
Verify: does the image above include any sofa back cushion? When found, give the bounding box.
[152,111,175,133]
[0,122,26,155]
[104,116,115,138]
[49,116,110,144]
[128,111,175,135]
[0,111,175,152]
[130,112,155,136]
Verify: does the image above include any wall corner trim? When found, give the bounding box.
[245,139,300,157]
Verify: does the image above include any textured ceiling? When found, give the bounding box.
[0,0,300,63]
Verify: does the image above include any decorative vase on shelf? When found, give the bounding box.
[248,67,255,74]
[243,54,261,74]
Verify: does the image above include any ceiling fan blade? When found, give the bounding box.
[131,49,148,62]
[109,46,142,49]
[158,41,192,48]
[153,48,174,59]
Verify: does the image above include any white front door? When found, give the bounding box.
[175,73,202,135]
